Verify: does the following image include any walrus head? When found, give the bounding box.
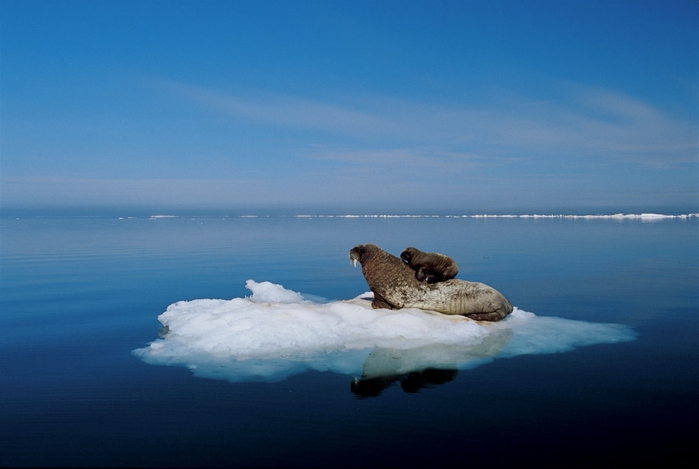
[349,244,375,267]
[400,247,418,264]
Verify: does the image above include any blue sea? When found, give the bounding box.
[1,211,697,467]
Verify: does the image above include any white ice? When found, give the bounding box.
[142,213,698,220]
[133,280,636,383]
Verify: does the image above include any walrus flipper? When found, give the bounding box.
[465,311,509,322]
[415,267,429,283]
[371,292,393,310]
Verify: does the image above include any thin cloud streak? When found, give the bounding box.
[1,177,278,207]
[301,147,523,174]
[1,175,441,209]
[160,78,697,168]
[158,79,400,138]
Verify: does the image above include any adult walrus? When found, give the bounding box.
[400,247,458,283]
[349,243,512,322]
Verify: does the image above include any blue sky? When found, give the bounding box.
[1,0,697,213]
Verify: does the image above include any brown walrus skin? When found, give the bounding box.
[349,244,513,322]
[400,247,459,283]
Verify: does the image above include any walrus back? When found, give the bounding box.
[401,279,513,321]
[361,249,418,308]
[402,248,459,282]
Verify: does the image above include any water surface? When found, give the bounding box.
[1,214,697,467]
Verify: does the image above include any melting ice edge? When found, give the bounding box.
[133,280,636,383]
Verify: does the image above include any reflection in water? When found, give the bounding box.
[350,328,512,398]
[351,368,459,398]
[361,328,513,379]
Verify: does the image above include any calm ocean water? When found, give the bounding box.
[1,212,697,467]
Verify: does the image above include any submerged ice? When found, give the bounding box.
[133,280,636,383]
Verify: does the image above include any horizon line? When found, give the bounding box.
[5,212,699,221]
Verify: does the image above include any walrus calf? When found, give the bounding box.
[349,244,512,322]
[400,247,458,283]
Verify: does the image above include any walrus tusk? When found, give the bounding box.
[352,259,358,267]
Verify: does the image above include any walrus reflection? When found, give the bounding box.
[401,368,458,393]
[351,368,458,398]
[350,328,513,398]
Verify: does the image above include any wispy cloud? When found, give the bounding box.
[157,78,697,169]
[0,176,277,207]
[304,146,490,166]
[156,79,400,139]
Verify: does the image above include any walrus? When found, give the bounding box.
[349,243,512,321]
[400,247,458,283]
